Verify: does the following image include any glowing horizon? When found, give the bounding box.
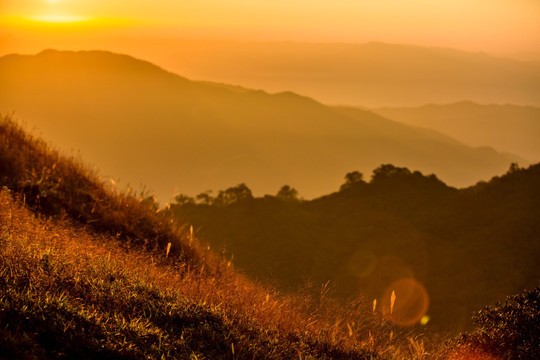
[27,14,92,24]
[1,0,539,57]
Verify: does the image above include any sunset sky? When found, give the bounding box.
[1,0,540,58]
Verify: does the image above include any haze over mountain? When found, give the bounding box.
[372,102,540,163]
[0,49,522,202]
[112,41,540,107]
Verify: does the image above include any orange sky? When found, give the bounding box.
[1,0,540,58]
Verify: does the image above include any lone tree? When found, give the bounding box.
[340,171,365,191]
[507,162,521,174]
[276,185,300,202]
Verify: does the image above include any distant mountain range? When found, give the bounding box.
[0,50,523,202]
[374,101,540,162]
[125,41,540,107]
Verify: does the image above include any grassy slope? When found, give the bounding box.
[1,189,365,359]
[1,116,399,359]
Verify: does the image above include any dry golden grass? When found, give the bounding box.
[0,114,444,359]
[0,186,393,359]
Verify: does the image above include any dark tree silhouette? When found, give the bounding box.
[340,171,365,191]
[173,194,195,206]
[371,164,412,182]
[214,183,253,206]
[196,190,214,205]
[276,185,300,202]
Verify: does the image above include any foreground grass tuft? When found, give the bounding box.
[439,287,540,360]
[0,115,197,264]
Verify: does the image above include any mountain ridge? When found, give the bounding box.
[0,49,523,202]
[373,101,540,162]
[115,40,540,107]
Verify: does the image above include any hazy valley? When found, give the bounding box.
[1,36,539,359]
[374,101,540,162]
[0,49,527,203]
[114,40,540,107]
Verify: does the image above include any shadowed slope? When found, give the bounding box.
[170,163,540,333]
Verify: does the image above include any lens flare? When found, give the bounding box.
[420,315,430,325]
[381,278,429,326]
[347,248,377,278]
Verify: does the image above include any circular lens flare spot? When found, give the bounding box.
[382,278,429,326]
[420,315,430,325]
[348,249,377,278]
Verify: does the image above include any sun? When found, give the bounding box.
[20,0,91,24]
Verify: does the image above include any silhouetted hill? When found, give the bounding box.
[169,164,540,334]
[119,40,540,107]
[374,101,540,162]
[0,50,521,202]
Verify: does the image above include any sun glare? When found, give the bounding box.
[28,14,91,23]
